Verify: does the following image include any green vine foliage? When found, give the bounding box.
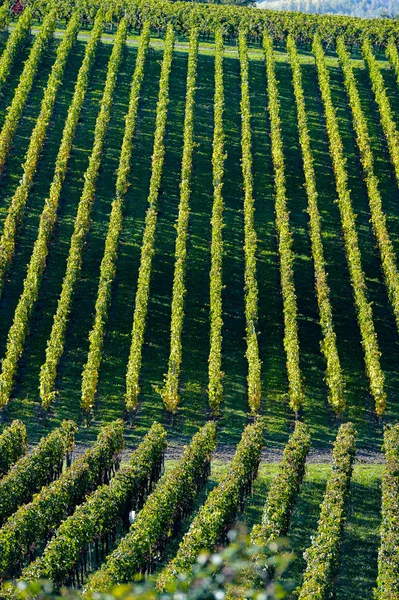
[207,29,225,416]
[0,7,32,92]
[313,34,386,417]
[0,14,82,410]
[230,422,310,598]
[0,11,80,297]
[386,38,399,89]
[0,1,8,30]
[157,418,266,590]
[363,38,399,189]
[157,27,198,414]
[0,9,57,174]
[337,37,399,344]
[125,24,175,415]
[238,30,262,414]
[251,421,310,546]
[81,21,151,415]
[19,422,166,588]
[264,32,303,415]
[375,424,399,598]
[0,421,77,527]
[39,17,128,411]
[0,420,124,582]
[0,9,104,414]
[298,422,357,599]
[27,0,399,46]
[4,534,293,600]
[0,420,27,478]
[82,421,217,596]
[287,35,344,414]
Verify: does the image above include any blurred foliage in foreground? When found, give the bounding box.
[5,532,294,600]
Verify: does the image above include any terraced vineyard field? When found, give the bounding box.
[1,2,399,597]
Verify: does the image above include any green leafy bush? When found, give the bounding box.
[0,421,76,526]
[0,420,124,581]
[83,420,217,595]
[0,421,27,478]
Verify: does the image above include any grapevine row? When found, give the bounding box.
[32,0,399,47]
[233,422,311,597]
[0,11,103,413]
[313,34,386,416]
[157,27,198,413]
[0,420,27,478]
[386,38,399,88]
[251,420,310,546]
[81,21,150,414]
[0,11,80,299]
[238,30,262,413]
[0,1,8,31]
[0,9,57,173]
[19,422,166,587]
[0,7,32,92]
[0,420,76,526]
[0,420,124,582]
[125,24,175,415]
[39,17,128,411]
[208,29,225,416]
[363,38,399,188]
[83,421,217,595]
[337,39,399,344]
[157,418,266,590]
[287,35,344,413]
[375,424,399,598]
[264,32,304,414]
[298,422,357,599]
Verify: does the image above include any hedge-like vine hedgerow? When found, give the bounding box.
[298,422,357,599]
[0,9,57,173]
[313,34,386,416]
[386,38,399,90]
[363,38,399,189]
[0,11,80,297]
[39,17,128,411]
[337,37,399,341]
[287,34,344,414]
[81,21,150,415]
[157,27,198,414]
[0,7,32,92]
[0,10,104,413]
[157,418,266,590]
[19,422,166,588]
[208,29,225,416]
[226,422,310,599]
[0,420,76,526]
[0,1,8,31]
[83,420,216,595]
[12,0,399,45]
[0,16,83,411]
[375,424,399,598]
[251,420,310,546]
[125,24,175,415]
[0,420,124,582]
[238,30,262,414]
[0,420,27,478]
[264,31,303,415]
